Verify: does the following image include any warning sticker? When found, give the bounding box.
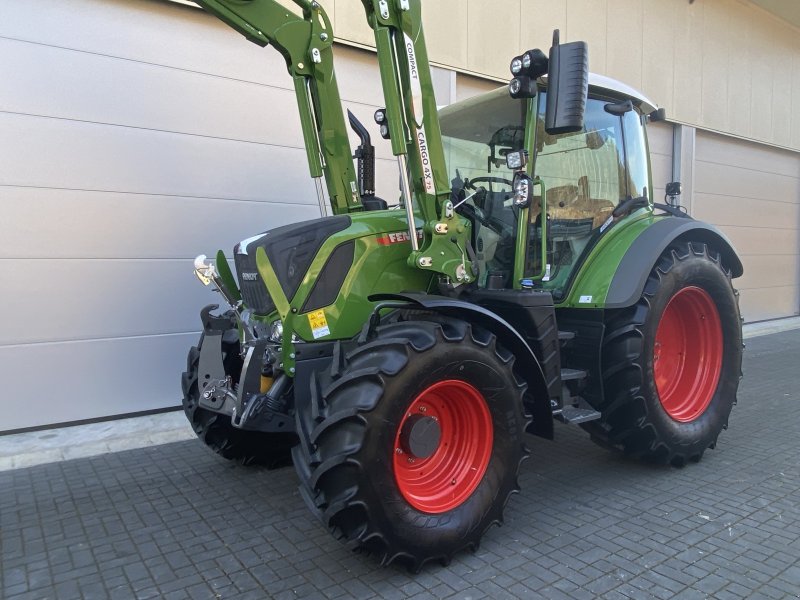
[307,309,330,340]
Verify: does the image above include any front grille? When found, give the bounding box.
[233,250,275,317]
[232,215,351,316]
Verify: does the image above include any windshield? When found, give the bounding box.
[438,87,650,295]
[440,89,526,288]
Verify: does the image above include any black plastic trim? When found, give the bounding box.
[301,241,355,313]
[606,218,744,309]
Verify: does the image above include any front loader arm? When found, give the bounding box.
[193,0,361,214]
[361,0,474,284]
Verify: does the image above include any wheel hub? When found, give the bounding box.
[399,414,441,459]
[654,286,723,422]
[393,380,493,514]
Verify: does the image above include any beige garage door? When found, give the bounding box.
[692,131,800,322]
[0,0,468,431]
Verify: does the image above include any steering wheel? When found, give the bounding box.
[465,176,514,192]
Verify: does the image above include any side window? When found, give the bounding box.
[534,97,625,229]
[623,110,650,200]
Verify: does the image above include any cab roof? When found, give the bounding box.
[439,73,659,144]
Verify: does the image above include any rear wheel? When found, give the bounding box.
[584,241,742,466]
[292,317,529,571]
[181,328,296,467]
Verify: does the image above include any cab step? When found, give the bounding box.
[558,406,601,424]
[560,368,587,382]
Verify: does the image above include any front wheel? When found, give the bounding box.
[292,317,529,571]
[584,241,743,466]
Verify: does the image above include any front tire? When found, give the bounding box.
[585,241,743,466]
[292,317,529,571]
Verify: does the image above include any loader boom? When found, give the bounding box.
[193,0,473,284]
[360,0,473,282]
[192,0,362,215]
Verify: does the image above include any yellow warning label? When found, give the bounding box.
[307,310,330,340]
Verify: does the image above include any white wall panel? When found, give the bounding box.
[0,187,319,260]
[0,0,406,431]
[0,0,283,87]
[1,260,220,346]
[0,334,198,431]
[0,37,304,148]
[0,114,317,203]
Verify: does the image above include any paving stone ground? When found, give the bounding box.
[1,330,799,599]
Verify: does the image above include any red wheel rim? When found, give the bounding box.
[653,286,723,422]
[393,380,493,514]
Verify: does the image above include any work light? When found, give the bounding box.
[510,56,523,75]
[505,150,528,171]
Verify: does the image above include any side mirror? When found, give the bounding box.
[666,182,682,196]
[545,30,588,135]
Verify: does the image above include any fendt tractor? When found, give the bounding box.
[182,0,744,570]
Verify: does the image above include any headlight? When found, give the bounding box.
[513,175,532,208]
[510,56,523,75]
[374,108,386,124]
[269,320,284,342]
[508,76,536,99]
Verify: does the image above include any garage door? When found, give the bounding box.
[692,131,800,322]
[0,0,416,431]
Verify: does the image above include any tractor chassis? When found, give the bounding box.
[194,289,607,441]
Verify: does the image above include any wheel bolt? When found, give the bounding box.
[419,406,427,413]
[407,457,415,463]
[451,478,457,485]
[395,447,403,454]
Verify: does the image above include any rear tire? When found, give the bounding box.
[292,317,529,571]
[181,328,296,467]
[584,241,742,466]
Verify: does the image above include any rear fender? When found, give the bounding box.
[371,292,554,440]
[606,219,743,310]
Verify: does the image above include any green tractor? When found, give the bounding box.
[182,0,743,569]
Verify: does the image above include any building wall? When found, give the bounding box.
[692,131,800,321]
[0,0,490,431]
[331,0,800,153]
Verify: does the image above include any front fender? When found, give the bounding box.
[371,292,554,440]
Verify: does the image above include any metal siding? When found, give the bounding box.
[694,131,800,322]
[0,0,403,431]
[337,0,800,153]
[0,334,199,431]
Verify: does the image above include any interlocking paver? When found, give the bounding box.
[2,331,800,599]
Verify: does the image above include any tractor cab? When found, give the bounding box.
[440,75,658,299]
